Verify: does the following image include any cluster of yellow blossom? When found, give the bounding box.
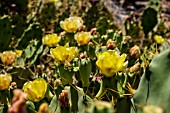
[42,17,91,48]
[42,16,128,78]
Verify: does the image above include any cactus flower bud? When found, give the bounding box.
[74,32,91,45]
[54,79,62,87]
[38,103,51,113]
[90,28,97,35]
[130,62,140,73]
[8,89,27,113]
[96,50,128,77]
[23,78,47,102]
[129,45,141,58]
[0,51,16,65]
[79,52,87,59]
[0,73,12,90]
[10,82,17,89]
[106,39,116,50]
[59,90,70,108]
[42,33,61,47]
[60,17,83,33]
[123,36,131,42]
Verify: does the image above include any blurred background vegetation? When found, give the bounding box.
[0,0,170,113]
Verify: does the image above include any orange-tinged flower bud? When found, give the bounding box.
[38,103,51,113]
[54,79,62,87]
[129,45,141,58]
[0,51,16,65]
[0,73,12,90]
[42,33,61,47]
[130,62,140,73]
[74,32,91,45]
[59,90,70,108]
[23,78,47,102]
[106,39,116,50]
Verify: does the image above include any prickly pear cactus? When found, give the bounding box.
[17,23,43,49]
[49,86,93,113]
[148,0,160,12]
[0,15,13,52]
[79,57,92,87]
[0,1,170,113]
[141,0,160,36]
[131,49,170,113]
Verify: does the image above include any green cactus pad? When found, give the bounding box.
[131,49,170,113]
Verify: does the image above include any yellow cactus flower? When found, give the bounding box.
[23,78,47,102]
[15,50,23,58]
[96,50,128,77]
[0,51,16,65]
[74,32,91,45]
[50,45,78,64]
[168,21,170,27]
[0,74,12,90]
[70,17,84,24]
[42,33,61,47]
[49,0,58,2]
[60,17,83,33]
[154,35,164,44]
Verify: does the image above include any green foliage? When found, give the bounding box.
[0,0,170,113]
[0,16,13,52]
[131,49,170,113]
[141,7,158,36]
[141,0,160,37]
[148,0,160,11]
[7,67,33,88]
[70,86,78,113]
[17,23,43,49]
[58,64,74,85]
[78,58,92,87]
